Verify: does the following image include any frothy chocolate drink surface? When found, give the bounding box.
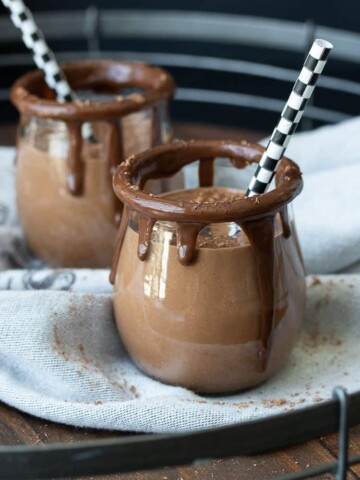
[111,140,306,393]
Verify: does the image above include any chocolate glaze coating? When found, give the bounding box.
[11,61,175,202]
[10,60,175,121]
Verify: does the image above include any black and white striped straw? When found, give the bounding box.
[246,39,333,197]
[2,0,94,139]
[2,0,75,102]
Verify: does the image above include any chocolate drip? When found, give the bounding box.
[198,158,214,187]
[106,120,124,224]
[112,141,302,273]
[176,223,205,265]
[240,216,276,372]
[11,59,175,211]
[280,206,291,238]
[151,105,162,147]
[109,206,129,285]
[137,215,156,261]
[106,120,123,177]
[66,122,84,195]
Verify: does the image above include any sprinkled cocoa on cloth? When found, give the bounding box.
[0,275,359,433]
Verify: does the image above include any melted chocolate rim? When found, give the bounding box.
[113,140,303,223]
[10,60,175,121]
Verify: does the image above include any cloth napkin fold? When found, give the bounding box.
[0,275,359,433]
[0,117,359,433]
[283,117,360,274]
[256,116,360,273]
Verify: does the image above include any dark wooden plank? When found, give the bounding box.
[177,440,358,480]
[0,402,122,446]
[0,403,41,446]
[320,426,360,477]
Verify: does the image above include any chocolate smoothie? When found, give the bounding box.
[111,141,306,394]
[16,113,161,267]
[11,61,175,267]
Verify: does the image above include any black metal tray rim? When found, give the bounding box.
[0,387,359,480]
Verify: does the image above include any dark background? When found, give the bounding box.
[0,0,359,130]
[3,0,358,31]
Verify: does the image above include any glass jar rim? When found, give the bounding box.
[10,60,175,122]
[113,140,303,224]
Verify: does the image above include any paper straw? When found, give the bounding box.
[246,39,333,197]
[2,0,94,139]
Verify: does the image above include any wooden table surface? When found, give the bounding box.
[1,122,359,480]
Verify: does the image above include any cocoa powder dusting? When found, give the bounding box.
[262,399,288,408]
[304,328,343,350]
[310,276,321,287]
[52,325,70,361]
[130,385,139,398]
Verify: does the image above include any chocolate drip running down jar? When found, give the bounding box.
[11,60,175,267]
[111,140,306,394]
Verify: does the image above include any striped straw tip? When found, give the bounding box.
[315,39,334,50]
[310,39,333,61]
[245,37,333,197]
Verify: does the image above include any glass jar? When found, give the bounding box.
[11,60,175,267]
[111,140,306,394]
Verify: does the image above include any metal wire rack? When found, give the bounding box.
[0,7,359,479]
[0,7,359,127]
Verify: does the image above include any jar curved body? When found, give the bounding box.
[113,217,305,393]
[16,110,171,267]
[111,141,305,393]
